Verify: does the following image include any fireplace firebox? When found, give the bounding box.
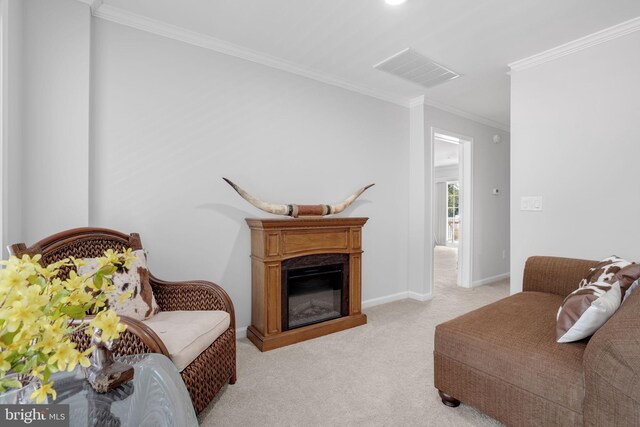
[282,254,349,330]
[246,217,368,351]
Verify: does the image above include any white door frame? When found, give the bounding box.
[431,127,473,288]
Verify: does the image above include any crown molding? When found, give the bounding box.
[90,0,103,13]
[408,96,425,108]
[92,4,410,108]
[91,4,509,130]
[410,96,509,132]
[75,0,102,13]
[509,16,640,72]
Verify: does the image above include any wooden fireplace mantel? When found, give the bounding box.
[246,217,368,351]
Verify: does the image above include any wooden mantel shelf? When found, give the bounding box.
[246,217,368,228]
[246,217,368,351]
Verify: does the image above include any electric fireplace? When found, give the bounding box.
[282,254,349,330]
[246,217,368,351]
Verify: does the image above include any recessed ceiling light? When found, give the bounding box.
[385,0,407,5]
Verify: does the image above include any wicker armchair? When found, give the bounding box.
[9,227,236,414]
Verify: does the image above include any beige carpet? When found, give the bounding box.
[199,248,509,426]
[434,245,459,291]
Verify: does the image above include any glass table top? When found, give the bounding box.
[51,353,197,427]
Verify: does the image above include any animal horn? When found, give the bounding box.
[329,183,375,214]
[223,178,291,216]
[223,178,374,217]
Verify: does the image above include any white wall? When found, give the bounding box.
[407,102,509,295]
[89,19,410,329]
[510,30,640,294]
[424,105,510,284]
[1,0,24,253]
[11,1,510,330]
[21,0,91,244]
[408,103,429,298]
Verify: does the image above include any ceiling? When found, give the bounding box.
[100,0,640,128]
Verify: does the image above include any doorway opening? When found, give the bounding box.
[431,128,472,289]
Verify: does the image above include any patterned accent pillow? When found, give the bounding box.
[623,279,640,304]
[79,249,160,321]
[611,264,640,299]
[556,281,621,343]
[578,256,640,300]
[578,256,630,287]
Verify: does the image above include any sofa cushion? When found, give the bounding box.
[435,292,587,413]
[556,282,621,343]
[79,249,160,321]
[143,310,230,372]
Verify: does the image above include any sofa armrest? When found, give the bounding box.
[71,315,169,356]
[522,256,598,297]
[583,289,640,426]
[150,275,236,329]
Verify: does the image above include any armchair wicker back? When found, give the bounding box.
[9,227,236,414]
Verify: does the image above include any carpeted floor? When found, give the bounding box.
[433,245,459,290]
[199,246,508,426]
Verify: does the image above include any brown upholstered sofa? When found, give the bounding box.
[434,256,640,426]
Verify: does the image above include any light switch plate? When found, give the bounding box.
[521,196,543,211]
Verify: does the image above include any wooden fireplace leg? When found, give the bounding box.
[438,390,460,407]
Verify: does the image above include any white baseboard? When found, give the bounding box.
[406,291,433,301]
[471,272,510,288]
[361,290,434,308]
[362,290,433,308]
[236,291,435,339]
[361,291,410,308]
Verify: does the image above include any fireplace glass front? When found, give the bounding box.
[282,256,348,330]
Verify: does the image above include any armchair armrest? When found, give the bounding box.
[149,276,236,328]
[583,289,640,426]
[71,315,169,356]
[522,256,598,297]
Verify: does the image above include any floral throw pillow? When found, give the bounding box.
[79,249,160,321]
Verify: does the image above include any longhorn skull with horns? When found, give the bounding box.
[223,178,374,218]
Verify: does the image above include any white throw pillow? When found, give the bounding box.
[556,281,621,343]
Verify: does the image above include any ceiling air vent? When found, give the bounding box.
[373,48,460,88]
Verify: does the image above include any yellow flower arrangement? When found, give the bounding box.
[0,250,136,403]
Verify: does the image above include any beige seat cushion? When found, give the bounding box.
[143,310,230,372]
[435,292,587,413]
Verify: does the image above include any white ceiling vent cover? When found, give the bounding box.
[374,48,460,88]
